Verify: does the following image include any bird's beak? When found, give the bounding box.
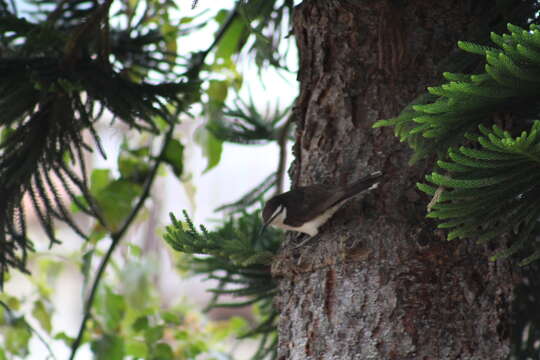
[259,209,280,236]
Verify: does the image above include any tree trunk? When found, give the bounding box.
[272,1,516,359]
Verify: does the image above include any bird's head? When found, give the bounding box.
[260,197,287,234]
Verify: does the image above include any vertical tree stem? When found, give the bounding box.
[69,125,175,360]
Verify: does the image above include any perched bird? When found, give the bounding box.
[261,171,383,238]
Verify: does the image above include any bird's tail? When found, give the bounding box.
[344,171,383,198]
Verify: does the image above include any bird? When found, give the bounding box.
[261,171,383,239]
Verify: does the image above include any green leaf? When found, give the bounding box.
[215,12,246,60]
[128,243,142,257]
[90,334,125,360]
[95,287,126,332]
[163,139,184,177]
[211,316,248,341]
[118,155,150,182]
[105,289,126,330]
[162,311,182,325]
[207,80,229,103]
[81,250,94,283]
[183,339,208,357]
[70,195,88,213]
[127,146,150,157]
[197,128,223,173]
[154,342,174,359]
[126,340,148,357]
[0,295,20,311]
[145,325,164,343]
[88,227,107,244]
[132,315,149,332]
[94,180,143,231]
[5,318,31,356]
[54,331,75,346]
[91,169,112,195]
[32,300,52,334]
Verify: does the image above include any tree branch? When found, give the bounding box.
[68,125,176,360]
[67,2,243,357]
[188,2,241,75]
[275,115,292,194]
[8,0,17,15]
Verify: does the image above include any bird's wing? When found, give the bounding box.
[283,173,381,227]
[283,185,346,227]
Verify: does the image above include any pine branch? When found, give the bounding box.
[374,22,540,264]
[0,10,198,281]
[215,172,276,214]
[164,209,281,359]
[419,121,540,262]
[209,95,292,145]
[374,23,540,161]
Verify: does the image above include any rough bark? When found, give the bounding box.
[272,1,517,359]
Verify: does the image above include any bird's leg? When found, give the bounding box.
[293,233,319,249]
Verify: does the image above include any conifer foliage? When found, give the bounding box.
[0,0,196,285]
[1,0,293,358]
[375,23,540,263]
[164,210,281,359]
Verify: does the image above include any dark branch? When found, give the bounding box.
[188,2,241,75]
[68,124,176,360]
[276,115,292,194]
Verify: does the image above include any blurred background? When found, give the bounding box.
[0,0,299,358]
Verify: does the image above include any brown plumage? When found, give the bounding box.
[261,171,382,237]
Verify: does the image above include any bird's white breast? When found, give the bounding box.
[270,201,348,237]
